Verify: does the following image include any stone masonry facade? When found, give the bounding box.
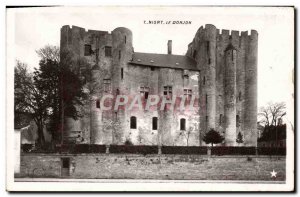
[60,24,258,147]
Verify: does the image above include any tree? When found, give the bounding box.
[15,45,87,146]
[203,128,224,147]
[258,102,287,147]
[258,102,286,127]
[176,127,193,146]
[236,132,244,144]
[36,45,60,62]
[15,60,49,145]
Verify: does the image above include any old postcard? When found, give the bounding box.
[6,6,294,191]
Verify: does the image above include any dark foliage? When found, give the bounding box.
[211,146,256,155]
[21,145,286,156]
[258,124,286,142]
[124,139,134,146]
[161,146,207,155]
[257,147,286,155]
[109,145,158,155]
[236,132,244,144]
[203,128,224,146]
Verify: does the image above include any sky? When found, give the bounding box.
[8,6,294,109]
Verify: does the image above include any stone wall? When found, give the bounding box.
[18,153,285,181]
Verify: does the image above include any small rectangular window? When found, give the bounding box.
[236,115,240,127]
[219,114,223,125]
[183,88,192,100]
[163,86,172,100]
[206,41,210,53]
[150,67,155,71]
[180,118,186,131]
[130,116,137,129]
[84,45,92,56]
[193,50,197,59]
[152,117,158,130]
[140,86,149,100]
[105,46,112,57]
[121,68,124,80]
[96,100,100,108]
[103,79,111,92]
[62,158,70,168]
[208,58,211,64]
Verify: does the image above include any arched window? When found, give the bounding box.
[96,99,100,108]
[180,118,186,131]
[130,116,137,129]
[152,117,158,130]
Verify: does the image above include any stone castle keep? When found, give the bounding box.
[60,24,258,147]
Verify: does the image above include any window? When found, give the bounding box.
[140,87,149,99]
[150,67,155,71]
[232,51,234,61]
[219,114,223,125]
[205,94,208,105]
[236,115,240,127]
[152,117,158,130]
[206,41,210,53]
[84,44,92,56]
[125,36,127,44]
[238,91,242,101]
[203,76,206,85]
[62,158,70,168]
[208,58,211,64]
[103,79,111,92]
[180,118,186,130]
[130,116,137,129]
[163,86,172,100]
[193,50,197,59]
[105,46,112,57]
[121,68,124,80]
[96,99,100,108]
[119,50,121,60]
[184,88,192,100]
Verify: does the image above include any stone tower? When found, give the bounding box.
[186,24,258,146]
[60,25,133,144]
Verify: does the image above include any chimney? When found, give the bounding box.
[167,40,172,54]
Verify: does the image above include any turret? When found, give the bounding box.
[244,30,258,146]
[224,44,237,146]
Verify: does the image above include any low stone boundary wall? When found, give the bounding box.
[17,153,286,180]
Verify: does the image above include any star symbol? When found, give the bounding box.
[270,170,277,178]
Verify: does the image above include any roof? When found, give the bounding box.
[129,52,198,71]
